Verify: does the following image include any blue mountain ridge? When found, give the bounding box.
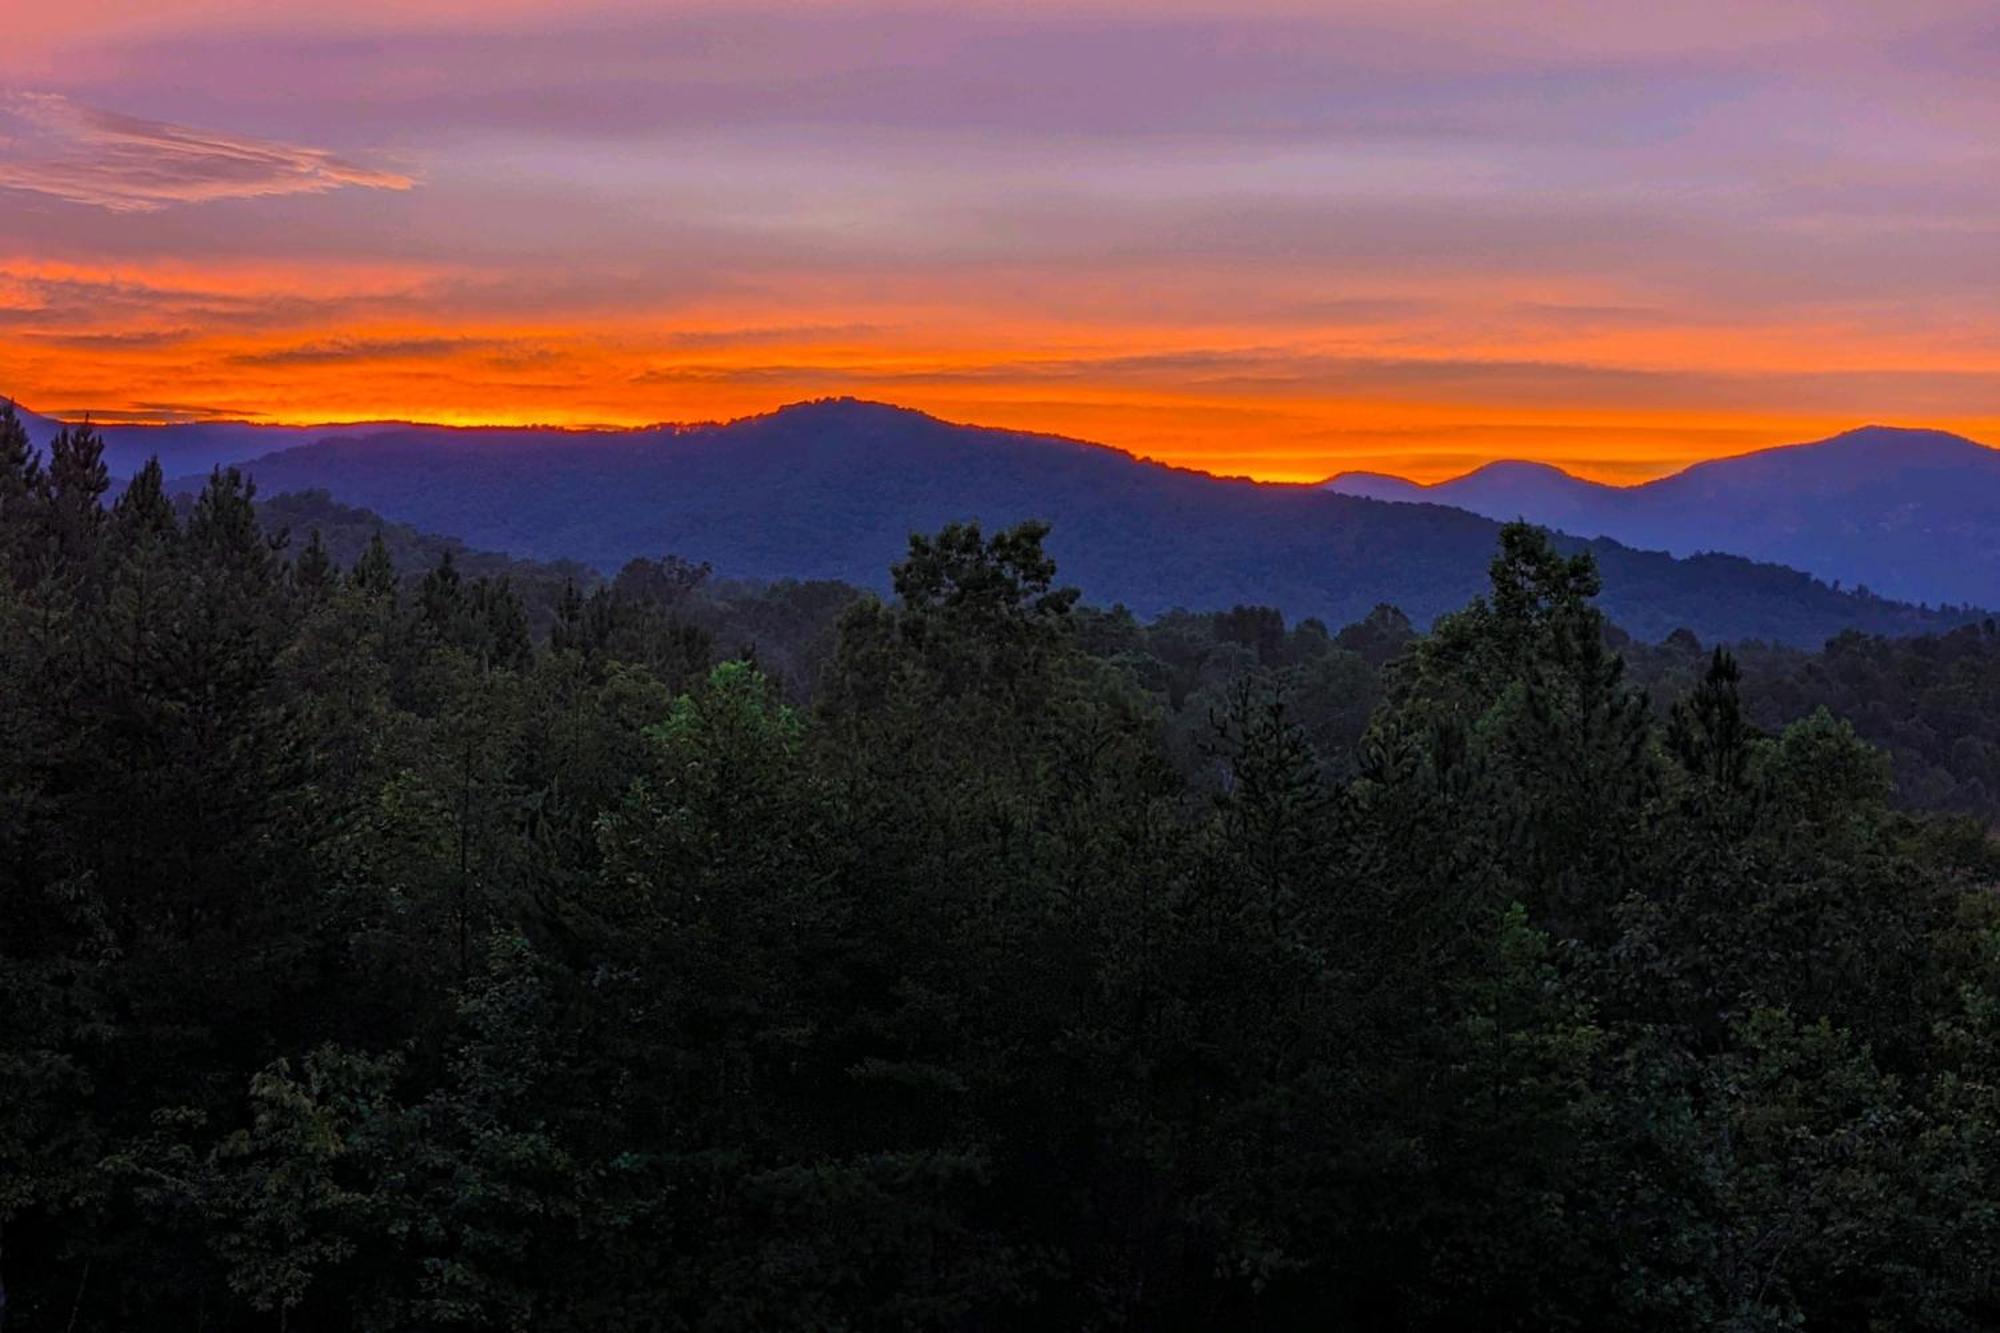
[124,397,1986,648]
[1326,426,2000,606]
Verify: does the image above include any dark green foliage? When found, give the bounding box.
[3,498,1999,1331]
[1628,620,2000,821]
[44,421,110,571]
[1666,647,1752,791]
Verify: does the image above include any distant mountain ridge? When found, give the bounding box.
[5,400,64,453]
[5,399,411,480]
[21,395,1996,609]
[13,393,1987,641]
[1327,425,2000,606]
[145,397,1980,648]
[94,420,413,481]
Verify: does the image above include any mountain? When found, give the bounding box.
[257,488,599,594]
[4,400,64,453]
[3,398,408,479]
[1331,460,1620,539]
[91,420,410,482]
[173,398,1980,647]
[51,398,2000,611]
[1326,426,2000,607]
[97,420,410,481]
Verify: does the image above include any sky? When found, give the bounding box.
[2,1,1998,482]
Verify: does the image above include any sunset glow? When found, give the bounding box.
[5,1,1999,482]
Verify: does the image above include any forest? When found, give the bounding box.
[7,408,2000,1330]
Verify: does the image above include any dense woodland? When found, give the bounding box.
[263,487,2000,826]
[9,408,2000,1329]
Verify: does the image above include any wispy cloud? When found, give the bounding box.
[230,336,514,367]
[4,4,2000,479]
[20,326,199,349]
[0,92,414,212]
[42,403,253,424]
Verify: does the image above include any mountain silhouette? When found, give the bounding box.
[5,401,407,480]
[5,400,64,453]
[1327,425,2000,606]
[145,397,1979,646]
[95,420,410,480]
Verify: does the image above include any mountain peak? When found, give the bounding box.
[1326,458,1588,495]
[1324,458,1596,512]
[1815,424,1993,459]
[760,397,943,430]
[1460,459,1579,481]
[1672,424,1999,479]
[1829,424,1972,443]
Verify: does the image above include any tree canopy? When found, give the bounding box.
[4,415,2000,1329]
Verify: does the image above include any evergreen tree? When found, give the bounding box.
[109,458,175,550]
[0,508,1995,1330]
[292,527,335,602]
[43,422,110,576]
[0,400,44,580]
[350,530,397,599]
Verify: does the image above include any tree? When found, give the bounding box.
[350,531,397,600]
[292,528,334,603]
[1666,647,1752,793]
[1,506,1996,1330]
[0,401,44,581]
[43,423,110,578]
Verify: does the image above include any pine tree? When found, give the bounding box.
[292,528,334,603]
[110,457,177,550]
[421,548,463,631]
[470,576,533,672]
[42,422,110,581]
[1667,647,1752,791]
[0,401,44,580]
[350,530,397,600]
[551,579,587,655]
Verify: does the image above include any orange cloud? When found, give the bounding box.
[4,4,1999,482]
[10,302,1999,483]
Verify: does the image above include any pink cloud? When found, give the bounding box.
[0,92,414,212]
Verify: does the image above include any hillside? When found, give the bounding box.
[1328,425,2000,607]
[251,490,2000,824]
[5,399,409,479]
[180,398,1980,647]
[4,399,64,453]
[257,489,596,595]
[103,420,412,482]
